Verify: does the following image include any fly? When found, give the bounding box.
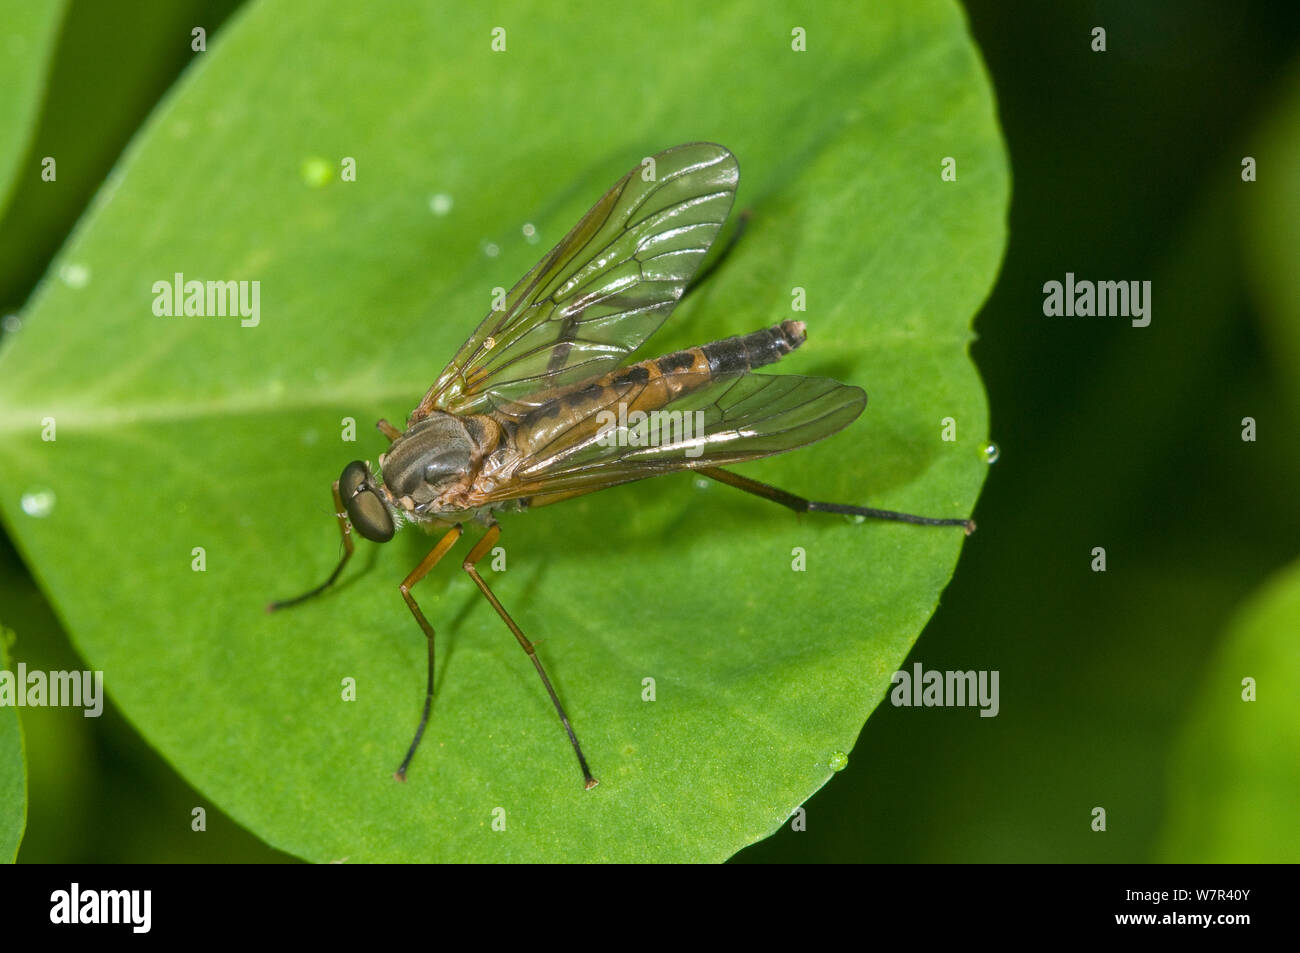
[268,142,975,789]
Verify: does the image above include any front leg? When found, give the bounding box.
[393,524,464,781]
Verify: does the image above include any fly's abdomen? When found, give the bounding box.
[697,319,806,376]
[644,319,806,385]
[508,321,808,460]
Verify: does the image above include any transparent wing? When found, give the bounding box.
[479,373,867,506]
[411,143,739,421]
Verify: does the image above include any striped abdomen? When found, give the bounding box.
[693,319,807,376]
[509,320,808,459]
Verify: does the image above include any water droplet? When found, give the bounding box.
[58,263,90,288]
[983,441,1000,464]
[483,242,500,258]
[842,513,867,525]
[20,489,55,518]
[300,157,332,188]
[522,222,539,244]
[828,751,849,772]
[429,193,453,216]
[1,314,20,333]
[694,477,709,490]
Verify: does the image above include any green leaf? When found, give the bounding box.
[0,628,26,862]
[1159,559,1300,862]
[0,0,1006,861]
[0,0,65,217]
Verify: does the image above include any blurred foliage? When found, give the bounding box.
[0,0,243,316]
[1160,559,1300,861]
[0,627,24,862]
[0,0,63,217]
[1154,57,1300,864]
[1243,55,1300,413]
[2,0,1298,863]
[0,0,65,862]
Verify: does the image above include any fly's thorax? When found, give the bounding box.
[378,412,501,515]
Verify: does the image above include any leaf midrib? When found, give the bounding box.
[0,386,424,437]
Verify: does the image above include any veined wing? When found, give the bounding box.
[411,143,739,422]
[480,373,867,506]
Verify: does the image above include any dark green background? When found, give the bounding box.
[2,0,1297,862]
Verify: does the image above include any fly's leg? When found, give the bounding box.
[394,524,464,781]
[701,466,976,535]
[376,419,401,442]
[266,480,356,611]
[462,523,598,790]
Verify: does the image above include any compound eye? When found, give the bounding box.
[338,460,394,543]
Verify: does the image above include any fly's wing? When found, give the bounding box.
[411,143,739,422]
[478,373,867,506]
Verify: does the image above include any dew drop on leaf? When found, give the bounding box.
[299,156,332,187]
[829,751,848,772]
[429,193,453,216]
[983,441,1000,464]
[20,489,55,518]
[58,263,90,288]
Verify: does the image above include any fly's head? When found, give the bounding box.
[375,412,478,518]
[338,459,395,543]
